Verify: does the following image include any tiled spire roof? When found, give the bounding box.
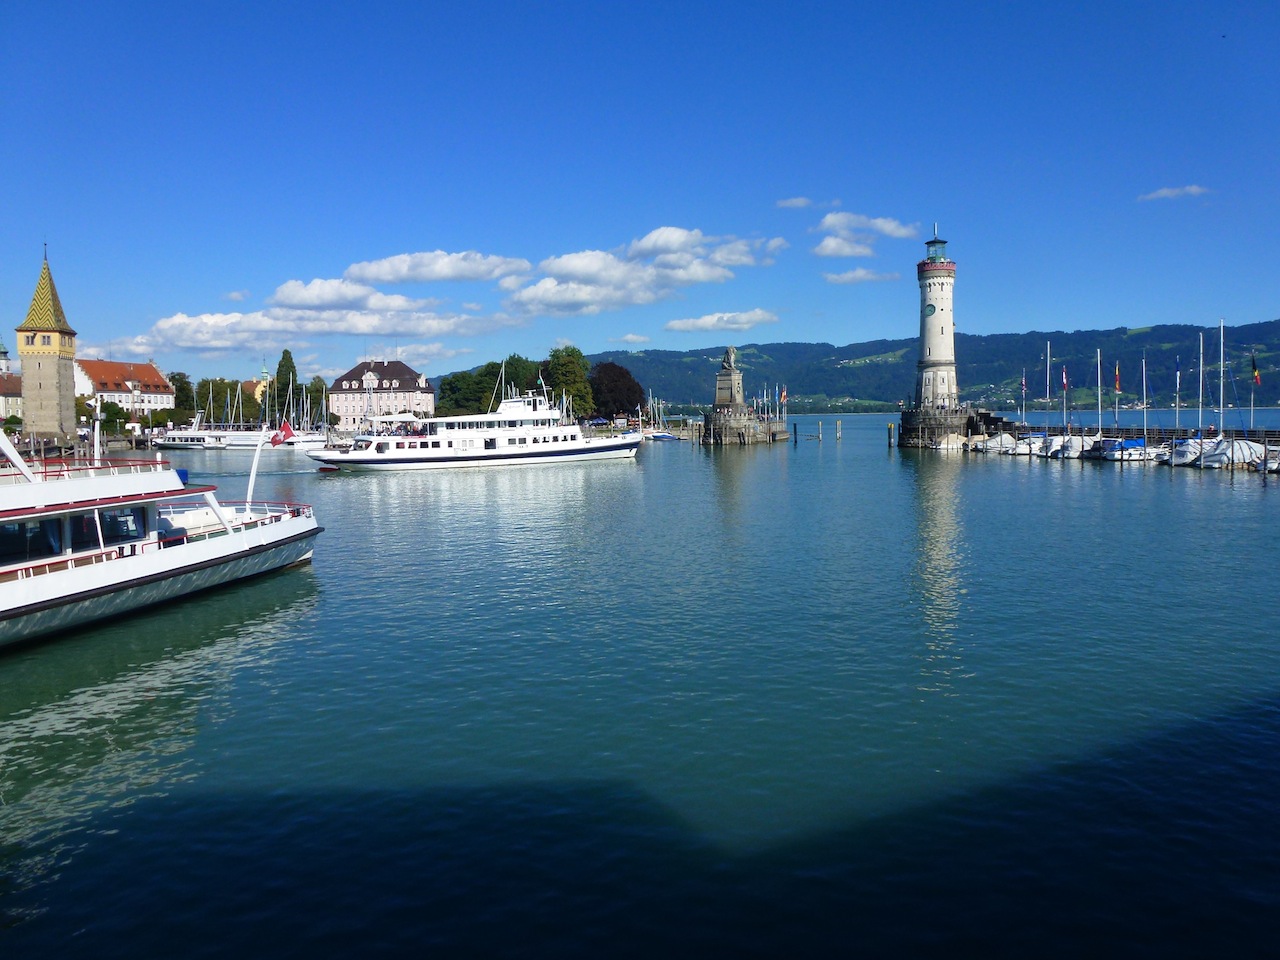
[18,257,78,335]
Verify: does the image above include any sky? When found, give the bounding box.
[2,1,1277,386]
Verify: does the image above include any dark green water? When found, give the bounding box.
[3,415,1278,956]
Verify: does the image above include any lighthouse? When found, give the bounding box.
[913,226,958,412]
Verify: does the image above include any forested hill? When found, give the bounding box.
[587,318,1280,409]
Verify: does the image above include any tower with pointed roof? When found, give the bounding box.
[16,255,78,438]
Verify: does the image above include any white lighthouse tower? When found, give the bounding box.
[913,225,958,412]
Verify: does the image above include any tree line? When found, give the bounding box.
[435,346,646,419]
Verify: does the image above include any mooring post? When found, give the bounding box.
[888,422,895,448]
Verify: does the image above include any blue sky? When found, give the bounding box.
[2,1,1276,385]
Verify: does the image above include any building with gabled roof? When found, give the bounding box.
[74,359,175,423]
[328,359,434,431]
[16,255,77,438]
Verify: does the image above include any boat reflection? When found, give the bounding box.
[0,570,319,918]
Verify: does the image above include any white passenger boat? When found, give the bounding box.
[0,431,322,649]
[305,387,642,472]
[153,415,327,451]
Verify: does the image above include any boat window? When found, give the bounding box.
[70,513,102,552]
[101,507,147,546]
[0,521,61,564]
[485,438,497,450]
[376,442,389,454]
[508,438,517,445]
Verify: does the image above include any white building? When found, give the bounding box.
[74,359,175,421]
[328,359,435,431]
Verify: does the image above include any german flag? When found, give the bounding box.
[1253,352,1262,385]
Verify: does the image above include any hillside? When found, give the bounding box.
[586,319,1280,410]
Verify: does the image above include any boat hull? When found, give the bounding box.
[307,435,641,471]
[0,523,322,649]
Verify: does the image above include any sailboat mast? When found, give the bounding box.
[1198,332,1204,435]
[1096,349,1102,433]
[1141,352,1148,449]
[1045,341,1051,439]
[1218,318,1225,434]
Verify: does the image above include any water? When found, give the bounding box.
[3,417,1279,956]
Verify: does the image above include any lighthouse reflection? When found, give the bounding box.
[905,450,969,695]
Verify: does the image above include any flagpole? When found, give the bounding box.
[1114,360,1120,428]
[246,433,269,514]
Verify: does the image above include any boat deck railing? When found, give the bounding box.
[0,502,314,583]
[0,457,172,487]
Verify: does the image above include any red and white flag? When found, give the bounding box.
[270,420,296,447]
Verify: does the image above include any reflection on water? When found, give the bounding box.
[0,571,320,921]
[903,451,970,696]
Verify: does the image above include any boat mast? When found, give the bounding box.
[1175,355,1181,436]
[1096,349,1102,435]
[1141,352,1148,451]
[1198,332,1204,436]
[1044,340,1051,441]
[1218,318,1225,434]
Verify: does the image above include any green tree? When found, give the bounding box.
[273,350,298,421]
[99,401,128,433]
[168,371,195,411]
[546,345,594,417]
[588,361,644,417]
[502,354,541,393]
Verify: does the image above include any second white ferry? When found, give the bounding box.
[305,387,641,472]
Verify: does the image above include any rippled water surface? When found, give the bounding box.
[3,415,1279,956]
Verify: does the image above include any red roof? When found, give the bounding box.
[76,359,173,395]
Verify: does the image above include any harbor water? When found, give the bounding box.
[3,414,1279,956]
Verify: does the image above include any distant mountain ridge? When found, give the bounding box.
[585,318,1280,408]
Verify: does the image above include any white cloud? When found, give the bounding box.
[345,250,532,283]
[811,211,918,259]
[814,236,875,258]
[777,197,812,208]
[817,212,918,239]
[627,226,707,258]
[507,276,650,316]
[270,278,431,311]
[506,228,784,317]
[664,308,779,333]
[612,333,650,344]
[224,289,250,302]
[823,268,901,284]
[132,306,527,359]
[1138,185,1209,201]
